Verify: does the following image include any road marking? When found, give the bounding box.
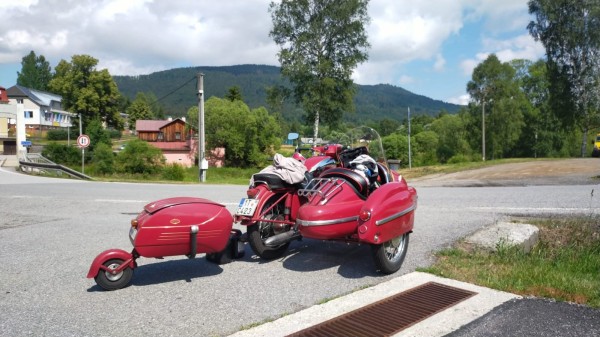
[468,206,599,213]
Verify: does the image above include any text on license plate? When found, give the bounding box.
[236,198,259,216]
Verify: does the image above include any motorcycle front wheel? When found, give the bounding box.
[371,233,409,274]
[247,196,291,260]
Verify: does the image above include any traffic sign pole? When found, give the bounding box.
[77,134,90,174]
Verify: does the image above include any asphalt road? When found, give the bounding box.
[0,166,599,337]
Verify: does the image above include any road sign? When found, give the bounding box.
[77,134,90,148]
[21,141,32,147]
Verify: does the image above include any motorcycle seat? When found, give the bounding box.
[252,173,295,190]
[320,167,368,199]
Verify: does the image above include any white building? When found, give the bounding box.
[6,85,75,133]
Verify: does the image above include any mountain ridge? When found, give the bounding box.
[113,64,461,122]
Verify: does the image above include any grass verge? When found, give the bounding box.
[419,216,600,308]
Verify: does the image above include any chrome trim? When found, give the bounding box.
[296,215,358,227]
[375,203,417,226]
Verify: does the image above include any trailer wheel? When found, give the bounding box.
[95,259,133,291]
[247,197,290,260]
[371,233,409,274]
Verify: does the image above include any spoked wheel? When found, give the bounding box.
[94,259,133,291]
[247,197,291,260]
[371,233,410,274]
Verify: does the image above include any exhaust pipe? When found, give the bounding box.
[264,230,301,247]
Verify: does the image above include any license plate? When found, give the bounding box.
[236,198,259,216]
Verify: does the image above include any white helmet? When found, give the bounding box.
[349,154,378,181]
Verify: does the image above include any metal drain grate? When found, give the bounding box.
[287,282,477,337]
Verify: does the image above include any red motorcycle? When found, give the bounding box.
[235,127,417,274]
[87,127,417,290]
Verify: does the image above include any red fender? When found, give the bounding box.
[358,181,417,244]
[238,185,279,225]
[86,249,136,278]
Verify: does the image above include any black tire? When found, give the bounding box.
[94,259,133,291]
[247,197,291,260]
[371,233,409,274]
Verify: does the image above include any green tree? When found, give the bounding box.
[378,118,401,137]
[205,97,281,167]
[85,118,112,152]
[225,86,243,102]
[466,54,526,160]
[17,51,52,91]
[528,0,600,156]
[48,55,123,131]
[430,114,472,163]
[412,131,439,166]
[382,133,409,165]
[127,93,154,130]
[269,0,370,141]
[510,59,566,157]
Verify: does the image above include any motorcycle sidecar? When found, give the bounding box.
[87,197,244,291]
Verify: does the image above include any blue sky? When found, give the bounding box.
[0,0,545,106]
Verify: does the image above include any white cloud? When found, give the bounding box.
[460,53,489,76]
[447,94,470,106]
[0,0,542,101]
[398,75,414,85]
[433,54,446,71]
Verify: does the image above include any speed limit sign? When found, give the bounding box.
[77,134,90,148]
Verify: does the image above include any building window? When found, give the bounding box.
[175,132,181,140]
[157,132,164,140]
[17,99,24,104]
[24,111,33,119]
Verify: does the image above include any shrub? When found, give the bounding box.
[47,129,79,141]
[115,139,165,174]
[447,154,472,164]
[92,143,115,175]
[42,142,80,166]
[161,163,186,181]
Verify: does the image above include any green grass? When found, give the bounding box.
[419,217,600,307]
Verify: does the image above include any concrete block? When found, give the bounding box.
[465,222,539,253]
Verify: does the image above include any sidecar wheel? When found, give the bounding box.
[371,233,409,274]
[94,259,133,291]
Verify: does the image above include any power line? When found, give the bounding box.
[146,76,197,106]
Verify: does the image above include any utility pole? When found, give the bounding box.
[482,100,486,162]
[197,73,207,182]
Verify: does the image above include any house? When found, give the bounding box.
[6,85,75,136]
[135,118,196,167]
[135,118,225,168]
[0,86,17,154]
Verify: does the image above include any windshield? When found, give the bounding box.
[327,126,387,164]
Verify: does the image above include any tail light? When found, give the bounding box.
[247,188,260,198]
[359,210,371,221]
[131,219,138,229]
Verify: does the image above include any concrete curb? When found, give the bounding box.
[465,222,540,253]
[228,272,520,337]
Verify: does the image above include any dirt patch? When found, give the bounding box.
[410,158,600,187]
